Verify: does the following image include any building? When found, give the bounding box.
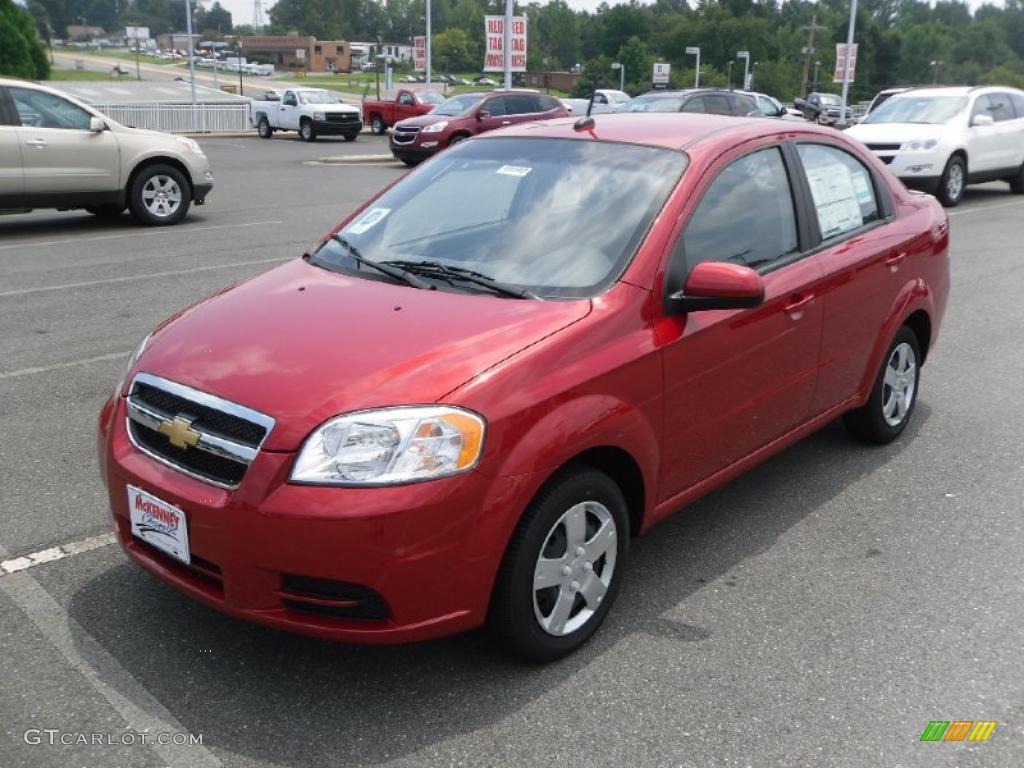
[65,25,107,42]
[240,35,351,73]
[523,71,581,92]
[350,41,413,68]
[157,33,195,51]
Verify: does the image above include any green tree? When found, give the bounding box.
[433,27,473,71]
[1,0,49,80]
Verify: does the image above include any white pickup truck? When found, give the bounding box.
[250,87,362,142]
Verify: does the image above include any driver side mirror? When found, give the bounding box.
[89,116,106,132]
[665,262,765,315]
[971,113,994,127]
[477,109,490,120]
[793,98,806,109]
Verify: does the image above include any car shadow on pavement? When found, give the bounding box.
[0,211,214,237]
[67,405,931,766]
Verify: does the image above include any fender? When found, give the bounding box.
[854,277,934,405]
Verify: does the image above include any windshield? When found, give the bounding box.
[419,91,445,105]
[863,95,968,124]
[298,90,337,105]
[312,138,687,299]
[432,94,485,116]
[816,94,841,106]
[620,94,684,112]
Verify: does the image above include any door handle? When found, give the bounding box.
[501,120,511,125]
[26,138,48,148]
[783,293,815,318]
[885,252,907,271]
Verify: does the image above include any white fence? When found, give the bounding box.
[91,103,251,134]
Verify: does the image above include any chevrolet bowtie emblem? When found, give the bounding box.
[157,415,201,449]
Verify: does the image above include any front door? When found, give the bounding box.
[658,144,824,501]
[9,86,119,200]
[279,90,301,130]
[0,90,24,206]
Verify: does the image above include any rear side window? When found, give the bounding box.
[505,95,536,114]
[9,87,92,130]
[681,97,705,113]
[989,93,1016,121]
[731,95,756,116]
[1010,92,1024,118]
[679,147,798,271]
[797,144,880,240]
[485,96,508,116]
[703,94,732,115]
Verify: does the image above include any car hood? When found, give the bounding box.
[135,259,590,450]
[846,122,946,144]
[396,113,463,128]
[317,103,360,113]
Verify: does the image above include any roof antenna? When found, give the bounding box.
[586,90,596,118]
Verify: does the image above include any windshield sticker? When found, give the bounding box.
[805,166,863,239]
[345,207,391,235]
[851,172,875,207]
[496,165,532,178]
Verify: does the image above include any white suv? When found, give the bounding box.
[847,86,1024,206]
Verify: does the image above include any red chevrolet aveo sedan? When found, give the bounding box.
[99,114,949,661]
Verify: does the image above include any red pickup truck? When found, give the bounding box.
[362,89,444,134]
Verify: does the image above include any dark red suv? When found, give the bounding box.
[100,114,949,661]
[389,90,569,165]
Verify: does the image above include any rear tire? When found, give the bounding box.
[371,115,385,135]
[844,326,921,445]
[299,119,316,142]
[937,155,966,207]
[488,467,628,662]
[128,164,191,226]
[257,117,273,139]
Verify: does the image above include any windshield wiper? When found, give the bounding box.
[327,235,432,290]
[386,260,539,299]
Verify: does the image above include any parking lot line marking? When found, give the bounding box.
[0,540,221,768]
[0,256,289,298]
[0,220,283,252]
[949,200,1024,217]
[1,533,116,576]
[0,351,130,380]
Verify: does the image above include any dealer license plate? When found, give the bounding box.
[128,485,190,565]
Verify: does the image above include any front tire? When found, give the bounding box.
[1009,162,1024,194]
[128,164,191,226]
[844,326,921,444]
[937,155,966,207]
[299,119,316,142]
[488,467,628,662]
[343,132,358,142]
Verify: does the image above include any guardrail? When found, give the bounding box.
[90,103,251,134]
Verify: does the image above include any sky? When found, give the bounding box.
[212,0,1005,30]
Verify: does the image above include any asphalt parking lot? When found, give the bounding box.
[1,134,1022,768]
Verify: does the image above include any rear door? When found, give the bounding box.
[968,95,1004,173]
[477,95,513,132]
[504,94,545,125]
[9,86,119,201]
[0,87,25,206]
[987,91,1022,171]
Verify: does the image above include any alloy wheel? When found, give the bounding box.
[882,342,917,427]
[533,501,617,636]
[946,162,964,202]
[141,175,182,219]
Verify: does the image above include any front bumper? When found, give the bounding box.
[98,395,528,644]
[312,118,362,136]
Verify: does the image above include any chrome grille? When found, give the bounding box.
[126,373,275,489]
[392,126,421,145]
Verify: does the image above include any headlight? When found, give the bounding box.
[901,138,939,152]
[115,333,151,396]
[175,136,204,155]
[291,406,486,486]
[421,121,448,134]
[314,111,326,121]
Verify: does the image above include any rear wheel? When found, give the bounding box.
[488,467,628,662]
[371,115,385,135]
[937,155,966,207]
[844,326,921,444]
[257,117,273,139]
[128,164,191,226]
[299,119,316,142]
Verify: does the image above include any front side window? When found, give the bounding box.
[797,144,880,241]
[505,95,536,115]
[10,87,92,130]
[398,92,414,106]
[283,92,297,106]
[986,93,1015,122]
[312,138,687,298]
[680,147,798,271]
[484,97,508,117]
[593,93,608,104]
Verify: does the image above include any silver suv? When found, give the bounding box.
[0,78,213,225]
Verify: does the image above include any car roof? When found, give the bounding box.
[484,112,836,152]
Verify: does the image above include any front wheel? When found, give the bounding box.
[299,120,316,142]
[1008,162,1024,194]
[343,132,358,142]
[488,467,628,662]
[128,164,191,226]
[844,326,921,444]
[937,155,966,207]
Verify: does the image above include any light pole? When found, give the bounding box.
[736,51,750,91]
[503,0,513,91]
[750,61,759,91]
[838,0,858,127]
[425,0,432,88]
[611,61,624,92]
[685,46,700,88]
[237,40,243,96]
[812,60,821,92]
[727,61,733,89]
[930,60,942,84]
[184,0,197,131]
